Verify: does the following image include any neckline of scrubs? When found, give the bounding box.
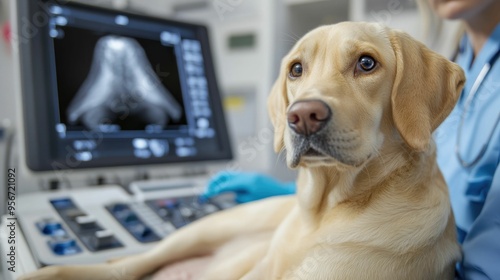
[457,23,500,110]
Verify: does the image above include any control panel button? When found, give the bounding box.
[113,209,139,223]
[157,208,172,218]
[66,209,86,220]
[161,222,176,234]
[37,219,66,236]
[202,204,219,215]
[50,198,74,209]
[50,198,123,252]
[179,206,195,219]
[75,215,98,230]
[157,199,178,208]
[105,203,160,243]
[49,237,81,255]
[132,224,154,239]
[90,230,116,250]
[124,212,139,223]
[110,203,128,213]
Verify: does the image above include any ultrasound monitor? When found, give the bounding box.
[17,0,232,171]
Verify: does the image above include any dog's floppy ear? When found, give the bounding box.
[389,30,465,151]
[267,61,289,153]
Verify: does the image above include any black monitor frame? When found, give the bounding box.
[16,0,233,171]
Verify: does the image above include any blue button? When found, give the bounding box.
[110,203,128,213]
[130,224,158,242]
[37,220,66,236]
[124,213,139,223]
[139,226,153,239]
[49,238,81,255]
[50,198,74,209]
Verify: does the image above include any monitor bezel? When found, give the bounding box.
[17,0,233,171]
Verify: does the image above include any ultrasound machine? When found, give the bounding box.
[1,1,237,278]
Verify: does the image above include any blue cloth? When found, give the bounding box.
[435,23,500,279]
[460,173,500,279]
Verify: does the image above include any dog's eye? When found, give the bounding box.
[358,56,376,72]
[289,63,303,78]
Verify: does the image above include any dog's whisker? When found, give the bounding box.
[279,147,287,160]
[288,30,302,41]
[280,39,301,44]
[281,32,300,42]
[280,32,303,46]
[274,148,287,167]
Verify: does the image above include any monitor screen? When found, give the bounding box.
[17,0,232,171]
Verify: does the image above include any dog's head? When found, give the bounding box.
[268,22,465,169]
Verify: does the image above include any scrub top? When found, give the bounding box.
[435,23,500,279]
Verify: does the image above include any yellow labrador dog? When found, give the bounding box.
[20,22,465,280]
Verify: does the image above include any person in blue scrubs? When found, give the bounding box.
[205,0,500,278]
[429,0,500,278]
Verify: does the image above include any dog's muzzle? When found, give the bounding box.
[286,99,366,168]
[286,99,333,167]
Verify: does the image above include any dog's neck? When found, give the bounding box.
[295,141,438,226]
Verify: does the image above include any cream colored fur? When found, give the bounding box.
[19,22,465,280]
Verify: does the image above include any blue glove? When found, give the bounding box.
[204,172,296,203]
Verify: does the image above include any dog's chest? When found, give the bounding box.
[264,209,402,279]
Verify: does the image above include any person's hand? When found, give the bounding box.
[204,172,296,203]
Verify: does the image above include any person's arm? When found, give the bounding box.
[204,172,296,203]
[459,163,500,279]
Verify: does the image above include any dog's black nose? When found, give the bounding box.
[287,100,331,136]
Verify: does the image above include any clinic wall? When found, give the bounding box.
[0,0,14,125]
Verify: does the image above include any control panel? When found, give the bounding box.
[49,198,123,253]
[16,182,237,266]
[106,195,234,243]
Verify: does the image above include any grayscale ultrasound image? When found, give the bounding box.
[53,26,188,132]
[67,35,182,131]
